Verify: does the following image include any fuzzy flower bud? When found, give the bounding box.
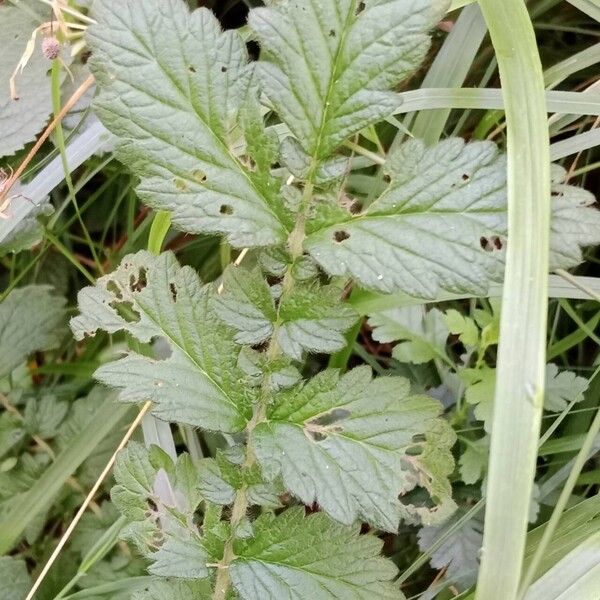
[42,37,61,60]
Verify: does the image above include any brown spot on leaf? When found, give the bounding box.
[333,230,350,243]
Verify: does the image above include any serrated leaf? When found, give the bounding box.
[0,556,32,600]
[148,532,209,579]
[213,266,277,345]
[253,366,455,530]
[112,442,208,578]
[249,0,445,164]
[459,437,488,485]
[23,394,69,439]
[132,580,212,600]
[418,510,483,590]
[0,197,53,257]
[445,309,479,347]
[0,413,26,460]
[230,507,401,600]
[237,347,301,391]
[465,363,588,431]
[549,164,600,269]
[111,442,161,521]
[277,284,358,359]
[369,306,450,365]
[544,363,589,412]
[0,2,53,158]
[305,138,600,296]
[213,265,357,359]
[88,0,287,246]
[198,452,283,508]
[71,251,253,432]
[0,285,66,379]
[306,138,508,296]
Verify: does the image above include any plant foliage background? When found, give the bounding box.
[0,0,600,599]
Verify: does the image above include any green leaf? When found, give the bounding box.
[23,394,69,439]
[254,366,456,530]
[549,164,600,269]
[213,265,358,359]
[112,442,208,579]
[0,285,66,379]
[132,580,212,600]
[465,364,590,430]
[368,307,450,364]
[198,450,282,508]
[0,2,52,158]
[277,284,358,359]
[88,0,287,246]
[544,363,589,412]
[459,437,488,485]
[249,0,446,164]
[148,533,209,579]
[111,441,161,521]
[305,138,600,296]
[0,556,31,600]
[0,198,53,257]
[445,309,480,347]
[230,507,401,600]
[71,251,254,433]
[418,509,483,589]
[213,266,277,346]
[112,442,201,522]
[0,413,26,460]
[463,366,496,431]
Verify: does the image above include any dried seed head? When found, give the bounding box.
[42,37,61,60]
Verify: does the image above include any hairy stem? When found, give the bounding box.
[212,172,317,599]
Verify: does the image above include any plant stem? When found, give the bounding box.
[475,2,551,600]
[213,171,317,600]
[50,60,103,273]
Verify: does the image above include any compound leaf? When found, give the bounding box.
[249,0,447,164]
[88,0,287,246]
[544,363,589,412]
[253,366,456,531]
[213,265,357,359]
[369,306,450,364]
[230,507,401,600]
[198,450,283,508]
[0,285,66,379]
[71,251,253,432]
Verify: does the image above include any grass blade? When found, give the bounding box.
[0,396,130,555]
[409,4,487,144]
[475,2,551,599]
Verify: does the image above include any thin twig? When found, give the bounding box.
[25,400,152,600]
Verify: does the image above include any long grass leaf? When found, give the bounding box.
[0,397,130,554]
[475,2,551,599]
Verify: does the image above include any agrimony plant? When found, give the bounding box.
[69,0,600,598]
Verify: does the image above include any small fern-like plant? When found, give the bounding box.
[70,0,600,598]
